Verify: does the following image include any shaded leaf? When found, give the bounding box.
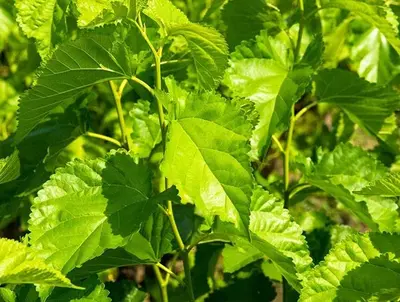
[0,150,20,184]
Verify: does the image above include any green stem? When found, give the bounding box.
[284,106,295,208]
[153,264,168,302]
[294,0,305,62]
[289,183,313,199]
[294,101,317,122]
[86,132,122,147]
[131,76,155,95]
[109,81,129,149]
[156,263,180,281]
[136,15,194,301]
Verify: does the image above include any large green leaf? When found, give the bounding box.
[225,58,312,159]
[315,69,400,150]
[300,232,400,301]
[0,150,20,184]
[16,28,136,144]
[319,0,400,53]
[162,92,253,235]
[301,143,400,232]
[15,0,71,58]
[0,238,78,288]
[29,153,173,275]
[144,0,228,89]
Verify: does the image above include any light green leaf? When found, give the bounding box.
[169,24,228,89]
[357,172,400,197]
[222,244,263,274]
[221,0,284,49]
[16,28,135,144]
[231,30,294,68]
[315,69,400,149]
[0,288,16,302]
[319,0,400,54]
[70,207,173,278]
[0,150,20,184]
[130,100,161,158]
[75,0,146,28]
[144,0,189,32]
[15,0,70,58]
[301,143,400,232]
[0,238,79,288]
[351,27,400,84]
[29,153,172,275]
[162,92,253,235]
[225,58,312,159]
[300,232,400,302]
[144,0,228,89]
[213,188,313,291]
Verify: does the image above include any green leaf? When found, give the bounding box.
[162,92,253,235]
[29,153,172,275]
[319,0,400,54]
[169,24,229,89]
[0,238,79,288]
[75,0,146,28]
[222,0,284,49]
[129,100,161,158]
[70,207,174,278]
[16,28,135,144]
[0,288,16,302]
[144,0,189,32]
[301,143,400,232]
[357,172,400,197]
[315,69,400,149]
[0,150,20,184]
[225,58,312,159]
[351,27,400,84]
[213,188,313,291]
[300,232,400,302]
[231,30,294,68]
[15,0,71,58]
[191,243,224,298]
[144,0,228,89]
[222,244,263,274]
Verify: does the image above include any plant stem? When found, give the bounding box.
[86,132,122,147]
[131,76,155,95]
[153,264,168,302]
[294,101,317,122]
[294,0,305,62]
[136,16,194,301]
[156,263,180,281]
[109,80,129,149]
[272,135,285,154]
[284,106,295,208]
